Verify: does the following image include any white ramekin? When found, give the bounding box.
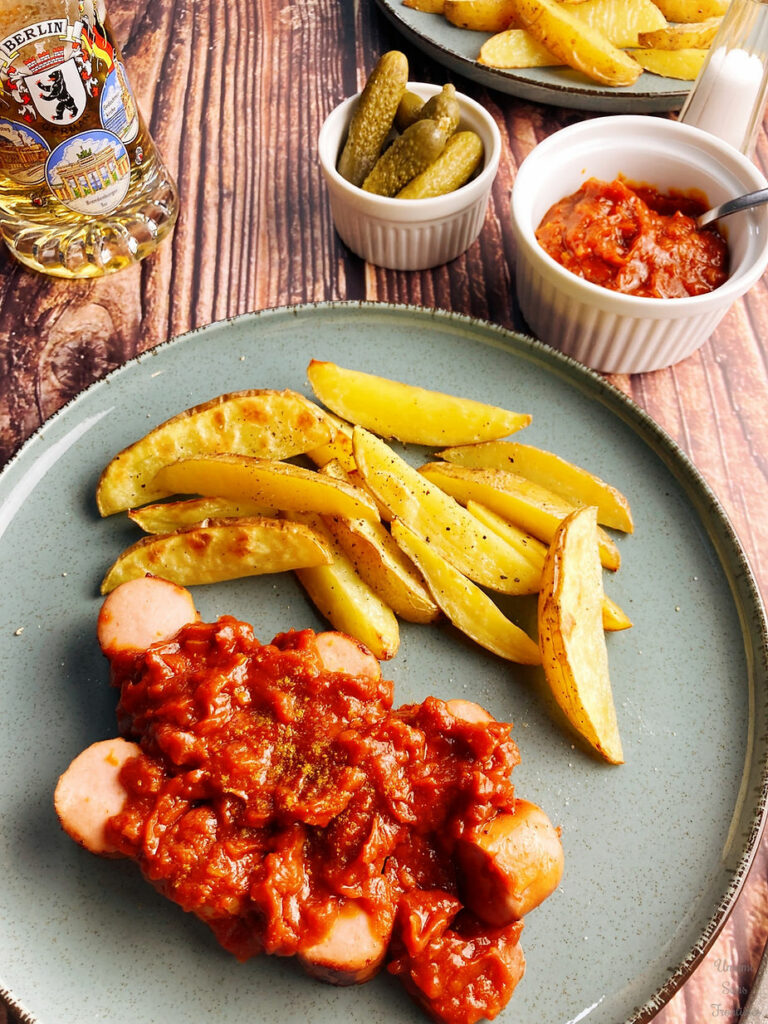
[318,82,501,271]
[511,115,768,374]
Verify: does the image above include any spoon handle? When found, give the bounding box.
[698,187,768,227]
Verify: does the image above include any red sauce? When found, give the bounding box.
[106,617,525,1024]
[535,177,729,299]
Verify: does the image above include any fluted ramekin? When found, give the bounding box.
[318,82,501,271]
[511,115,768,374]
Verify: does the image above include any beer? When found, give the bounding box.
[0,0,178,277]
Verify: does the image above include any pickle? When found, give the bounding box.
[394,90,425,132]
[394,84,461,136]
[337,51,409,187]
[417,84,461,137]
[397,131,484,200]
[362,120,448,197]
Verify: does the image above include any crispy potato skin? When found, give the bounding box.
[96,390,332,516]
[538,507,624,763]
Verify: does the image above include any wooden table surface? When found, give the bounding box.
[1,1,767,1022]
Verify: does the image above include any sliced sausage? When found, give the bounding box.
[97,576,198,656]
[297,900,390,985]
[314,630,381,681]
[54,737,140,855]
[455,798,564,926]
[445,698,494,725]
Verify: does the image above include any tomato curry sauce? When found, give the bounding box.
[536,176,729,299]
[105,617,539,1024]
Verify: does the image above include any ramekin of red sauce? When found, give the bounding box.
[510,115,768,373]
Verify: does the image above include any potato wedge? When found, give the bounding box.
[96,390,332,516]
[511,0,643,85]
[649,0,726,22]
[306,410,357,472]
[439,441,633,532]
[288,510,400,660]
[128,497,275,534]
[151,454,380,521]
[469,500,632,631]
[568,0,666,47]
[538,507,623,763]
[638,16,720,48]
[403,0,446,11]
[392,519,541,664]
[353,427,542,595]
[320,462,439,624]
[420,462,621,570]
[630,47,708,78]
[479,29,562,67]
[100,517,332,594]
[602,595,633,631]
[308,360,531,446]
[444,0,518,32]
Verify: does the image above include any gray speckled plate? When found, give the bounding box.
[1,303,766,1024]
[373,0,691,112]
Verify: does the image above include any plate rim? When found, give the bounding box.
[1,299,766,1024]
[372,0,691,113]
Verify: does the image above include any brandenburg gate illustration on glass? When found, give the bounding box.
[49,140,129,201]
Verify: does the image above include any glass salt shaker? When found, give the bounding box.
[678,0,768,157]
[0,0,178,278]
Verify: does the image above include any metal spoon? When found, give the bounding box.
[697,186,768,228]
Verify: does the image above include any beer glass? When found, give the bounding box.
[0,0,178,277]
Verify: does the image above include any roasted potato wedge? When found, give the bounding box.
[439,441,633,532]
[511,0,643,85]
[353,427,542,595]
[419,462,621,570]
[403,0,446,11]
[469,500,632,631]
[538,507,624,763]
[288,510,400,660]
[649,0,726,22]
[630,47,708,78]
[443,0,518,32]
[601,595,633,631]
[480,0,666,66]
[96,389,332,516]
[308,360,531,446]
[128,497,275,534]
[100,517,332,594]
[306,410,357,472]
[320,462,439,624]
[568,0,666,46]
[392,519,541,664]
[151,454,380,521]
[638,16,720,48]
[479,29,562,67]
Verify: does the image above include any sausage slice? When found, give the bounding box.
[455,798,564,926]
[54,737,140,855]
[314,631,381,681]
[297,900,390,985]
[97,576,198,656]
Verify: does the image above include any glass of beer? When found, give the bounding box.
[0,0,178,277]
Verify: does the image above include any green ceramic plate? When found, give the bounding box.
[373,0,691,112]
[1,303,766,1024]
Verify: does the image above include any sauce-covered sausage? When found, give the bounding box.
[297,899,392,985]
[455,798,564,926]
[57,582,562,1024]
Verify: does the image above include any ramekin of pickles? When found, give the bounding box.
[318,52,501,271]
